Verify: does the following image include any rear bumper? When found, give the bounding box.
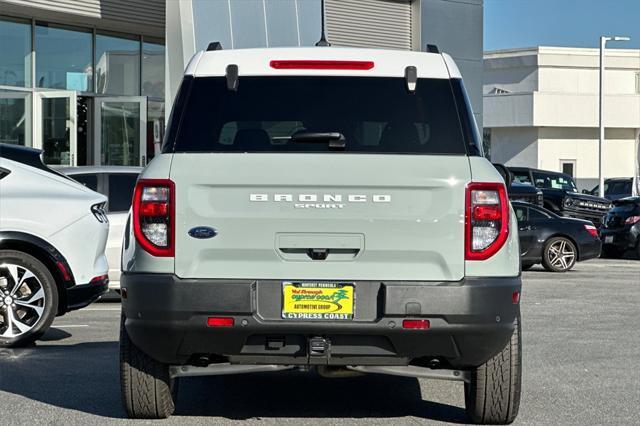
[66,279,109,311]
[122,274,521,369]
[578,238,602,261]
[600,226,638,251]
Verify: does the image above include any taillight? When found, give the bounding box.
[133,179,175,257]
[625,216,640,225]
[584,224,598,237]
[465,182,509,260]
[91,202,108,223]
[269,60,374,70]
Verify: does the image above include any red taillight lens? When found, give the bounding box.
[465,182,509,260]
[625,216,640,225]
[269,60,374,70]
[473,205,502,221]
[207,317,234,327]
[584,224,598,237]
[512,291,521,304]
[402,319,430,330]
[56,261,72,281]
[133,179,175,257]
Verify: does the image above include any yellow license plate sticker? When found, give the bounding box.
[282,282,354,320]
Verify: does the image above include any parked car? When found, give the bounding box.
[493,163,543,206]
[509,182,544,206]
[0,144,109,347]
[512,201,601,272]
[586,178,636,201]
[119,46,523,423]
[509,167,611,227]
[599,196,640,258]
[60,166,143,291]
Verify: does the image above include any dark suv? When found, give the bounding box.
[600,197,640,258]
[509,167,611,226]
[587,178,635,201]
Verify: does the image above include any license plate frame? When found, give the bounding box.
[281,282,355,321]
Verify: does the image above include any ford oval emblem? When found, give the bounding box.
[188,226,217,239]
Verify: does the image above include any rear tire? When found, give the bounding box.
[542,237,577,272]
[120,314,177,419]
[0,250,58,348]
[464,315,522,425]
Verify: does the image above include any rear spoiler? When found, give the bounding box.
[0,143,70,179]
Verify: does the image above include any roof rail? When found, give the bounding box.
[426,44,440,54]
[207,42,223,51]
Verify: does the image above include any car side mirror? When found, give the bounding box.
[492,163,514,186]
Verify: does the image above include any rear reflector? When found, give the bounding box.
[269,60,374,70]
[207,317,234,327]
[89,274,109,284]
[402,319,430,330]
[512,291,520,304]
[56,261,72,281]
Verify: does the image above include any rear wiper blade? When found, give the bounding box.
[291,132,346,150]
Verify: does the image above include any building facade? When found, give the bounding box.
[0,0,484,168]
[484,46,640,190]
[0,0,166,167]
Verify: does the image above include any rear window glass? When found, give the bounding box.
[166,76,467,155]
[533,172,577,192]
[72,174,98,192]
[611,203,639,214]
[108,173,138,212]
[606,180,632,195]
[512,171,532,185]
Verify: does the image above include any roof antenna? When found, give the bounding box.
[315,0,331,46]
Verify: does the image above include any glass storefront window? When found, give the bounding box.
[41,97,72,165]
[96,34,140,95]
[0,91,31,145]
[142,41,165,99]
[147,100,165,159]
[100,101,141,166]
[35,24,92,91]
[0,17,31,87]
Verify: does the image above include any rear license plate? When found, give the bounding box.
[605,236,614,244]
[282,282,354,320]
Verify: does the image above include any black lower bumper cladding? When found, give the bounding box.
[66,279,109,311]
[121,274,521,369]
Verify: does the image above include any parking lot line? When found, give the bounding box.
[54,325,89,328]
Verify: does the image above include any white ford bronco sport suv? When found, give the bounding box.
[120,45,522,424]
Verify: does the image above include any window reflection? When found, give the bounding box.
[0,17,31,87]
[142,42,165,99]
[35,24,92,90]
[95,34,140,95]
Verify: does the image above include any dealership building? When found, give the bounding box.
[0,0,483,167]
[484,46,640,190]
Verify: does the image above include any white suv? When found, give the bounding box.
[0,144,109,347]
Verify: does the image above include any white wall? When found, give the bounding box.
[538,127,637,179]
[489,127,538,166]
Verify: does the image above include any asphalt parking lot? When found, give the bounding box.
[0,258,638,425]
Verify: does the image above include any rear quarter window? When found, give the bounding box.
[164,76,469,155]
[108,173,138,212]
[71,174,98,192]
